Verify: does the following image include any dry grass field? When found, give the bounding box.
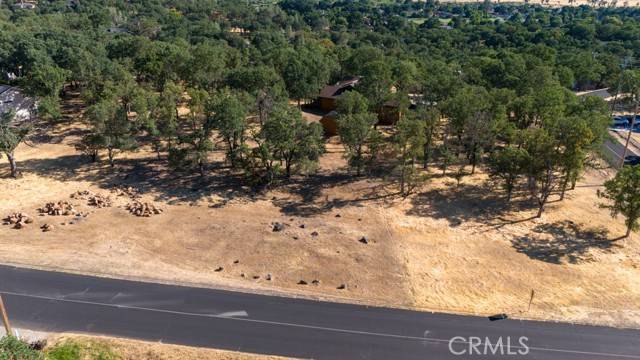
[1,112,639,328]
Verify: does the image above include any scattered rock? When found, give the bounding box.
[310,231,319,237]
[70,190,94,199]
[299,224,305,229]
[253,275,260,279]
[125,201,163,217]
[38,201,77,216]
[111,186,140,199]
[298,280,308,285]
[337,284,347,290]
[292,236,299,240]
[359,236,369,244]
[40,224,54,232]
[335,214,341,218]
[311,279,320,286]
[233,260,240,264]
[272,222,286,232]
[240,273,246,278]
[358,218,362,221]
[215,266,224,272]
[3,213,32,229]
[266,274,272,281]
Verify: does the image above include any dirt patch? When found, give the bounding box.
[1,120,639,328]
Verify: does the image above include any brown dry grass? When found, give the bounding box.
[1,116,639,328]
[46,334,292,360]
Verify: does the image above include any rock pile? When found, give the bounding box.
[38,201,77,216]
[88,194,111,208]
[126,201,163,217]
[2,213,33,229]
[40,224,54,232]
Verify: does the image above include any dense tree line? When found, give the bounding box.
[0,0,636,220]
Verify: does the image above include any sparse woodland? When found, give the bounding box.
[0,0,640,228]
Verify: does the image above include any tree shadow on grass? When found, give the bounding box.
[407,184,536,227]
[6,153,397,213]
[510,220,623,264]
[5,154,254,205]
[271,173,396,217]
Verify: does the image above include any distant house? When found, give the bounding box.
[0,85,36,123]
[317,77,360,112]
[13,0,37,9]
[575,88,615,101]
[107,27,129,34]
[316,78,421,135]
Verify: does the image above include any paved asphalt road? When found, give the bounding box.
[0,265,639,359]
[604,129,640,164]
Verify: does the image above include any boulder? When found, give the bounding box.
[272,222,285,232]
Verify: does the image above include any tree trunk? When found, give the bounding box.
[506,179,513,202]
[536,202,544,218]
[559,175,569,201]
[400,165,406,196]
[108,148,115,167]
[198,159,205,177]
[626,225,632,238]
[423,131,433,169]
[6,152,17,178]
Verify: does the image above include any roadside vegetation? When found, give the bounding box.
[0,334,284,360]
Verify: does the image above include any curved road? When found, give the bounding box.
[0,265,639,359]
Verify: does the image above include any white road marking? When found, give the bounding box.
[2,290,639,359]
[217,310,248,318]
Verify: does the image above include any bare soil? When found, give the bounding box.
[1,119,639,328]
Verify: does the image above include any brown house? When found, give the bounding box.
[378,100,402,126]
[317,77,360,112]
[319,111,339,136]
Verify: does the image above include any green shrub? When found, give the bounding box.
[0,336,43,360]
[45,340,117,360]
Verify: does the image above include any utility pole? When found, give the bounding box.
[0,294,12,337]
